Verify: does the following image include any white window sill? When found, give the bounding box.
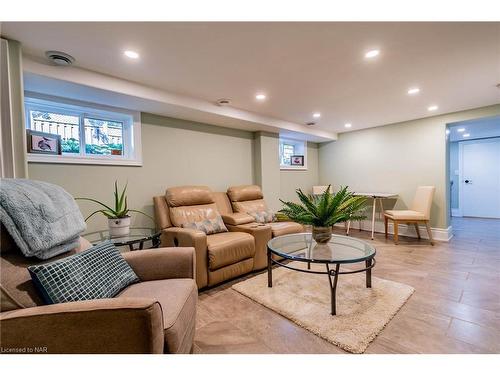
[280,166,308,171]
[27,153,142,167]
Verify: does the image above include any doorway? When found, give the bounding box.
[460,138,500,218]
[448,116,500,219]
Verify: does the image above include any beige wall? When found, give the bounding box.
[28,112,321,232]
[28,113,255,232]
[254,134,320,209]
[32,100,499,233]
[253,132,281,211]
[1,38,27,178]
[318,104,500,229]
[280,142,319,203]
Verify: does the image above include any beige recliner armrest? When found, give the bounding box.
[221,213,255,226]
[0,298,164,354]
[122,247,196,281]
[161,227,208,288]
[226,223,272,271]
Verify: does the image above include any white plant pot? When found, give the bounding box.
[108,216,131,238]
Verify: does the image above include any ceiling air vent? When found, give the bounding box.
[45,51,75,66]
[216,98,232,106]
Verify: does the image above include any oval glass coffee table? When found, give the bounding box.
[267,233,376,315]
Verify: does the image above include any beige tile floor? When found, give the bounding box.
[194,217,500,354]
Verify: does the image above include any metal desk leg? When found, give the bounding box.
[371,198,377,240]
[378,198,385,219]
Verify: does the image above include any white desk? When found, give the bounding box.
[350,192,398,240]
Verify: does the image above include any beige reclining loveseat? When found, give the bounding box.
[153,185,303,285]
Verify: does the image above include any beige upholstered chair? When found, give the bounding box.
[0,227,197,354]
[384,186,435,245]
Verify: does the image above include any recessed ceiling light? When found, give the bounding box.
[365,49,380,59]
[313,113,321,118]
[344,123,352,128]
[463,133,470,138]
[124,50,139,59]
[407,87,420,95]
[255,93,266,101]
[457,128,466,132]
[428,105,438,111]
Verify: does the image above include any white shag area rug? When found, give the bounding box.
[232,261,414,353]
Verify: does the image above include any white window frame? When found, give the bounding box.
[279,137,308,170]
[24,94,142,166]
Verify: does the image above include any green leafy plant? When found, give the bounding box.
[279,185,367,227]
[85,143,123,155]
[76,181,154,222]
[61,138,80,154]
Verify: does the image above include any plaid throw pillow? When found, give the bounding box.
[28,240,139,305]
[181,215,228,234]
[248,210,275,223]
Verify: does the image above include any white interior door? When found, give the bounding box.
[460,138,500,218]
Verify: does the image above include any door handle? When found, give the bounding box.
[464,179,472,184]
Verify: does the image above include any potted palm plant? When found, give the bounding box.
[279,186,367,243]
[76,181,154,238]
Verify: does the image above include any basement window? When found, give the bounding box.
[24,95,142,166]
[279,138,307,170]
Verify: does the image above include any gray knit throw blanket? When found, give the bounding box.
[0,179,86,259]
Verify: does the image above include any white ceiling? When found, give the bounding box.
[448,115,500,142]
[2,22,500,134]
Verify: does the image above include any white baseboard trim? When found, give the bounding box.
[335,220,453,242]
[451,209,461,217]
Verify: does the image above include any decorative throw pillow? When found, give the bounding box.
[181,215,228,234]
[248,210,276,224]
[28,240,139,305]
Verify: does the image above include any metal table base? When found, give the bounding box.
[267,249,376,315]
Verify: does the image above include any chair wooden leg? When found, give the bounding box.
[414,223,421,239]
[384,216,388,237]
[393,220,399,245]
[425,221,434,245]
